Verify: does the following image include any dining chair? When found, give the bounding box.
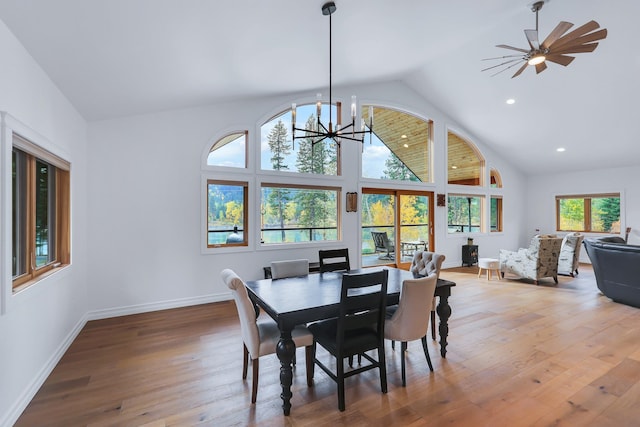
[308,269,389,411]
[271,258,309,279]
[221,268,314,403]
[384,273,438,386]
[408,251,445,340]
[318,248,350,273]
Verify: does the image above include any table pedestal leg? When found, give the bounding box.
[276,329,295,415]
[436,295,452,358]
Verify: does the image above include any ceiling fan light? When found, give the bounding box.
[528,55,546,65]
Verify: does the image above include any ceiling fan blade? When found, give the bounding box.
[552,29,607,52]
[511,62,529,78]
[496,44,529,53]
[541,21,574,49]
[490,60,527,77]
[481,54,524,61]
[545,54,575,66]
[481,58,523,72]
[525,29,540,49]
[552,43,598,55]
[535,62,547,74]
[550,20,601,50]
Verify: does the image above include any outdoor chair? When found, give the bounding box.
[371,231,395,260]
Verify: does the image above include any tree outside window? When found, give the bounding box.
[448,195,482,233]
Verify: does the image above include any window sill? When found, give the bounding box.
[12,263,70,295]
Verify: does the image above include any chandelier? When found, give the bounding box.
[291,1,373,148]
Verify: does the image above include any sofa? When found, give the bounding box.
[583,237,640,308]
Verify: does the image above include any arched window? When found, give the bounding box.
[447,131,483,186]
[260,104,339,176]
[490,168,502,188]
[207,131,247,168]
[361,106,432,182]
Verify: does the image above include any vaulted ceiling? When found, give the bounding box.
[0,0,638,176]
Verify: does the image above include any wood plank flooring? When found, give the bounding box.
[15,265,640,426]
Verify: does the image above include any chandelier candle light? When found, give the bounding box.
[291,1,373,149]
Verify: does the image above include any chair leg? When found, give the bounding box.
[400,341,407,387]
[421,335,434,372]
[430,310,436,340]
[242,344,249,379]
[337,357,346,411]
[554,276,558,284]
[391,340,395,350]
[251,358,259,404]
[348,355,353,367]
[305,345,314,387]
[379,342,388,394]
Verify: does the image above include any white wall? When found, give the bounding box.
[526,165,640,263]
[86,80,527,314]
[0,20,88,427]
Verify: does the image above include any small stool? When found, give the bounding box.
[478,258,501,280]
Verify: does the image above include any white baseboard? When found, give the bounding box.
[86,292,232,320]
[2,312,88,427]
[1,292,232,427]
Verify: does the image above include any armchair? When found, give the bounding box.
[371,231,394,260]
[500,235,563,285]
[557,232,584,277]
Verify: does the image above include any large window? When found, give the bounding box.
[260,104,339,175]
[361,106,432,182]
[447,131,483,186]
[556,193,620,233]
[207,180,248,247]
[261,184,339,244]
[12,136,70,290]
[448,194,483,233]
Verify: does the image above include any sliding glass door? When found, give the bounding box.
[361,189,434,269]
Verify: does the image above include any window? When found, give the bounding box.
[207,131,247,168]
[448,194,483,233]
[260,184,339,244]
[490,196,503,232]
[556,193,620,233]
[361,106,432,182]
[260,104,339,175]
[207,180,248,247]
[447,131,483,186]
[12,135,70,290]
[490,168,502,188]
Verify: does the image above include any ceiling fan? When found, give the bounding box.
[482,0,607,78]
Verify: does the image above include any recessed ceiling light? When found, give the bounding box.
[403,143,409,148]
[506,99,515,105]
[451,165,458,169]
[401,134,407,138]
[556,147,566,152]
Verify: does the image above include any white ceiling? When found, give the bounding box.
[0,0,638,175]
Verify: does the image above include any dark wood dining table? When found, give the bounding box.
[245,267,455,415]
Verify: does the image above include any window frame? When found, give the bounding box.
[259,182,341,245]
[490,195,503,232]
[206,179,249,249]
[447,193,485,234]
[7,130,71,294]
[206,130,248,169]
[555,193,621,233]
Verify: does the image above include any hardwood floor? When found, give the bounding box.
[16,266,640,426]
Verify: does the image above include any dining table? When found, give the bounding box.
[245,266,455,415]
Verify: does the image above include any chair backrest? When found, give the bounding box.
[319,248,350,273]
[271,259,309,279]
[385,273,438,342]
[337,269,389,352]
[409,251,445,278]
[533,236,563,275]
[220,269,260,358]
[371,231,391,252]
